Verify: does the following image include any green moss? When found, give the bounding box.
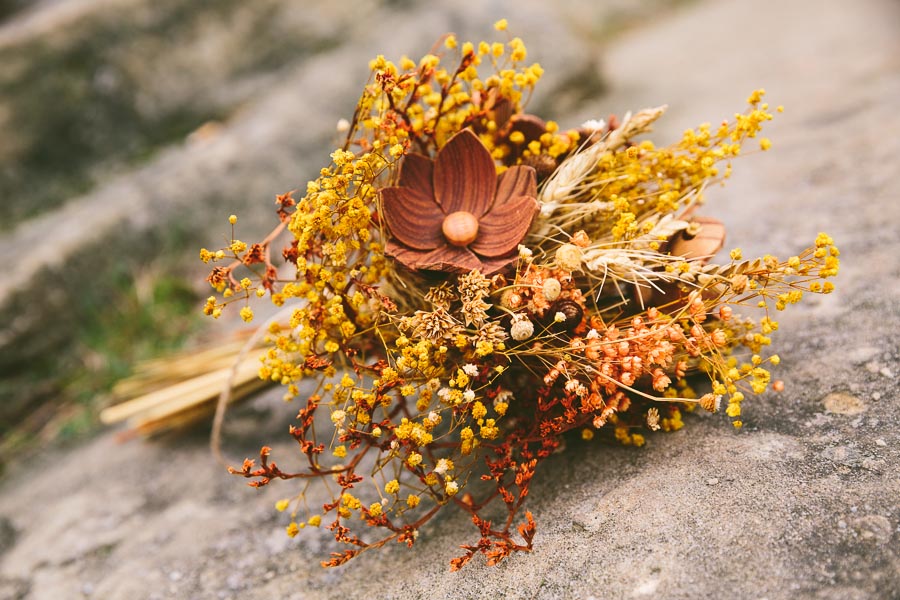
[0,225,205,461]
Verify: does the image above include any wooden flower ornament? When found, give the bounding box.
[668,215,727,264]
[381,129,539,274]
[202,27,840,570]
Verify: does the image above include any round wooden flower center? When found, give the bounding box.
[442,211,479,247]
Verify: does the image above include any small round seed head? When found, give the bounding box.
[542,277,561,302]
[555,243,583,272]
[510,317,535,341]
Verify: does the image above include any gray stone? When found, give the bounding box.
[0,517,14,556]
[0,576,30,600]
[1,0,899,598]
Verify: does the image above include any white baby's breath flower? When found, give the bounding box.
[462,364,479,377]
[463,389,476,402]
[434,459,452,475]
[580,118,606,131]
[336,118,350,132]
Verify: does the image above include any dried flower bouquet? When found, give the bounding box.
[200,22,840,569]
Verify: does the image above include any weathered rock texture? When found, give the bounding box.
[1,0,899,598]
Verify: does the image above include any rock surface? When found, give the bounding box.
[1,0,899,598]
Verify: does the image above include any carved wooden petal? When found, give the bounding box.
[477,253,520,276]
[380,186,444,250]
[487,93,513,128]
[398,153,434,198]
[668,216,726,264]
[492,165,536,211]
[387,241,482,273]
[433,129,496,217]
[507,114,547,142]
[471,195,539,258]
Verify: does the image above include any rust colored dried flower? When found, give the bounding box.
[381,130,539,274]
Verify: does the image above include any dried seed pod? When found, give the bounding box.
[555,243,583,272]
[522,153,558,180]
[668,216,726,264]
[549,299,583,331]
[500,289,523,309]
[542,277,561,302]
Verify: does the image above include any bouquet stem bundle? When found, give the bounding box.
[102,335,270,437]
